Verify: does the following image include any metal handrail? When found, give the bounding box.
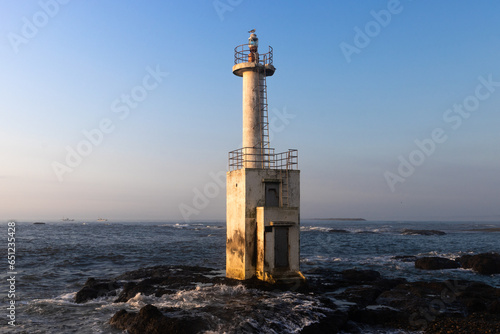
[229,147,298,171]
[234,44,273,66]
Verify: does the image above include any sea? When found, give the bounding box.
[1,220,499,333]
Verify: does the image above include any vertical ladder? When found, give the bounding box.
[280,152,290,208]
[259,55,270,168]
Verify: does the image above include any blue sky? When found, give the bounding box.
[1,0,499,222]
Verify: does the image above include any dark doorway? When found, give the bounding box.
[265,182,280,207]
[274,227,289,268]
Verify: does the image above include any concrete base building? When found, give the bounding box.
[226,32,304,283]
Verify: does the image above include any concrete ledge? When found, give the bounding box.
[232,63,275,77]
[270,221,296,227]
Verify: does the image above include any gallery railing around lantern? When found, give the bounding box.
[234,45,273,66]
[228,148,298,171]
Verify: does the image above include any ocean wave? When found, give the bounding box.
[157,223,224,231]
[300,225,392,234]
[116,283,339,333]
[300,226,331,232]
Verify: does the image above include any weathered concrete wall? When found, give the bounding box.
[256,206,300,281]
[227,168,300,281]
[286,170,300,208]
[226,169,247,279]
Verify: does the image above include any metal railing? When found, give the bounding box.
[228,148,298,171]
[234,44,273,66]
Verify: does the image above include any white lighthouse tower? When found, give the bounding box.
[226,31,303,283]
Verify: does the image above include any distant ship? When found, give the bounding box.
[97,218,108,222]
[33,222,46,225]
[61,217,75,221]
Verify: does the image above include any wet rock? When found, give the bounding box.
[415,257,460,270]
[73,265,500,333]
[341,269,381,283]
[338,286,383,306]
[392,255,418,262]
[350,306,406,327]
[458,252,500,275]
[114,278,176,303]
[488,299,500,314]
[376,281,453,313]
[299,310,348,334]
[75,278,119,303]
[424,312,500,334]
[109,304,207,334]
[115,265,215,281]
[457,281,500,314]
[402,229,446,236]
[328,229,350,233]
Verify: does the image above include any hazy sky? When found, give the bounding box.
[1,1,499,222]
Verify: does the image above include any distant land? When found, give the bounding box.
[309,218,367,221]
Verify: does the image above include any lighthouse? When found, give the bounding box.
[226,31,303,283]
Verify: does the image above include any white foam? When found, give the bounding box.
[366,304,400,311]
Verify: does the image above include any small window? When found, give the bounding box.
[265,182,280,207]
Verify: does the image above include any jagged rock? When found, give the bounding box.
[114,278,175,303]
[392,255,418,262]
[351,306,406,327]
[338,286,383,306]
[376,281,453,313]
[488,299,500,314]
[328,229,350,233]
[71,265,500,333]
[75,278,119,303]
[415,257,460,270]
[341,269,381,282]
[424,313,500,333]
[458,252,500,275]
[457,281,500,314]
[109,304,207,334]
[402,229,446,236]
[115,265,215,281]
[299,310,348,334]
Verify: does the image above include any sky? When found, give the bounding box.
[1,0,499,222]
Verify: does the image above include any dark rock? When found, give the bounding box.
[109,304,207,334]
[457,281,500,314]
[115,265,215,281]
[73,265,500,334]
[488,299,500,314]
[114,278,175,303]
[75,278,119,303]
[338,286,383,306]
[392,255,418,262]
[415,257,460,270]
[459,254,474,267]
[350,306,406,327]
[462,298,487,313]
[425,312,500,333]
[458,252,500,275]
[341,269,381,282]
[376,282,452,313]
[299,310,348,334]
[336,278,407,309]
[376,279,500,328]
[373,278,408,291]
[402,229,446,236]
[328,229,350,233]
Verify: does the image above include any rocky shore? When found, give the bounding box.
[75,253,500,333]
